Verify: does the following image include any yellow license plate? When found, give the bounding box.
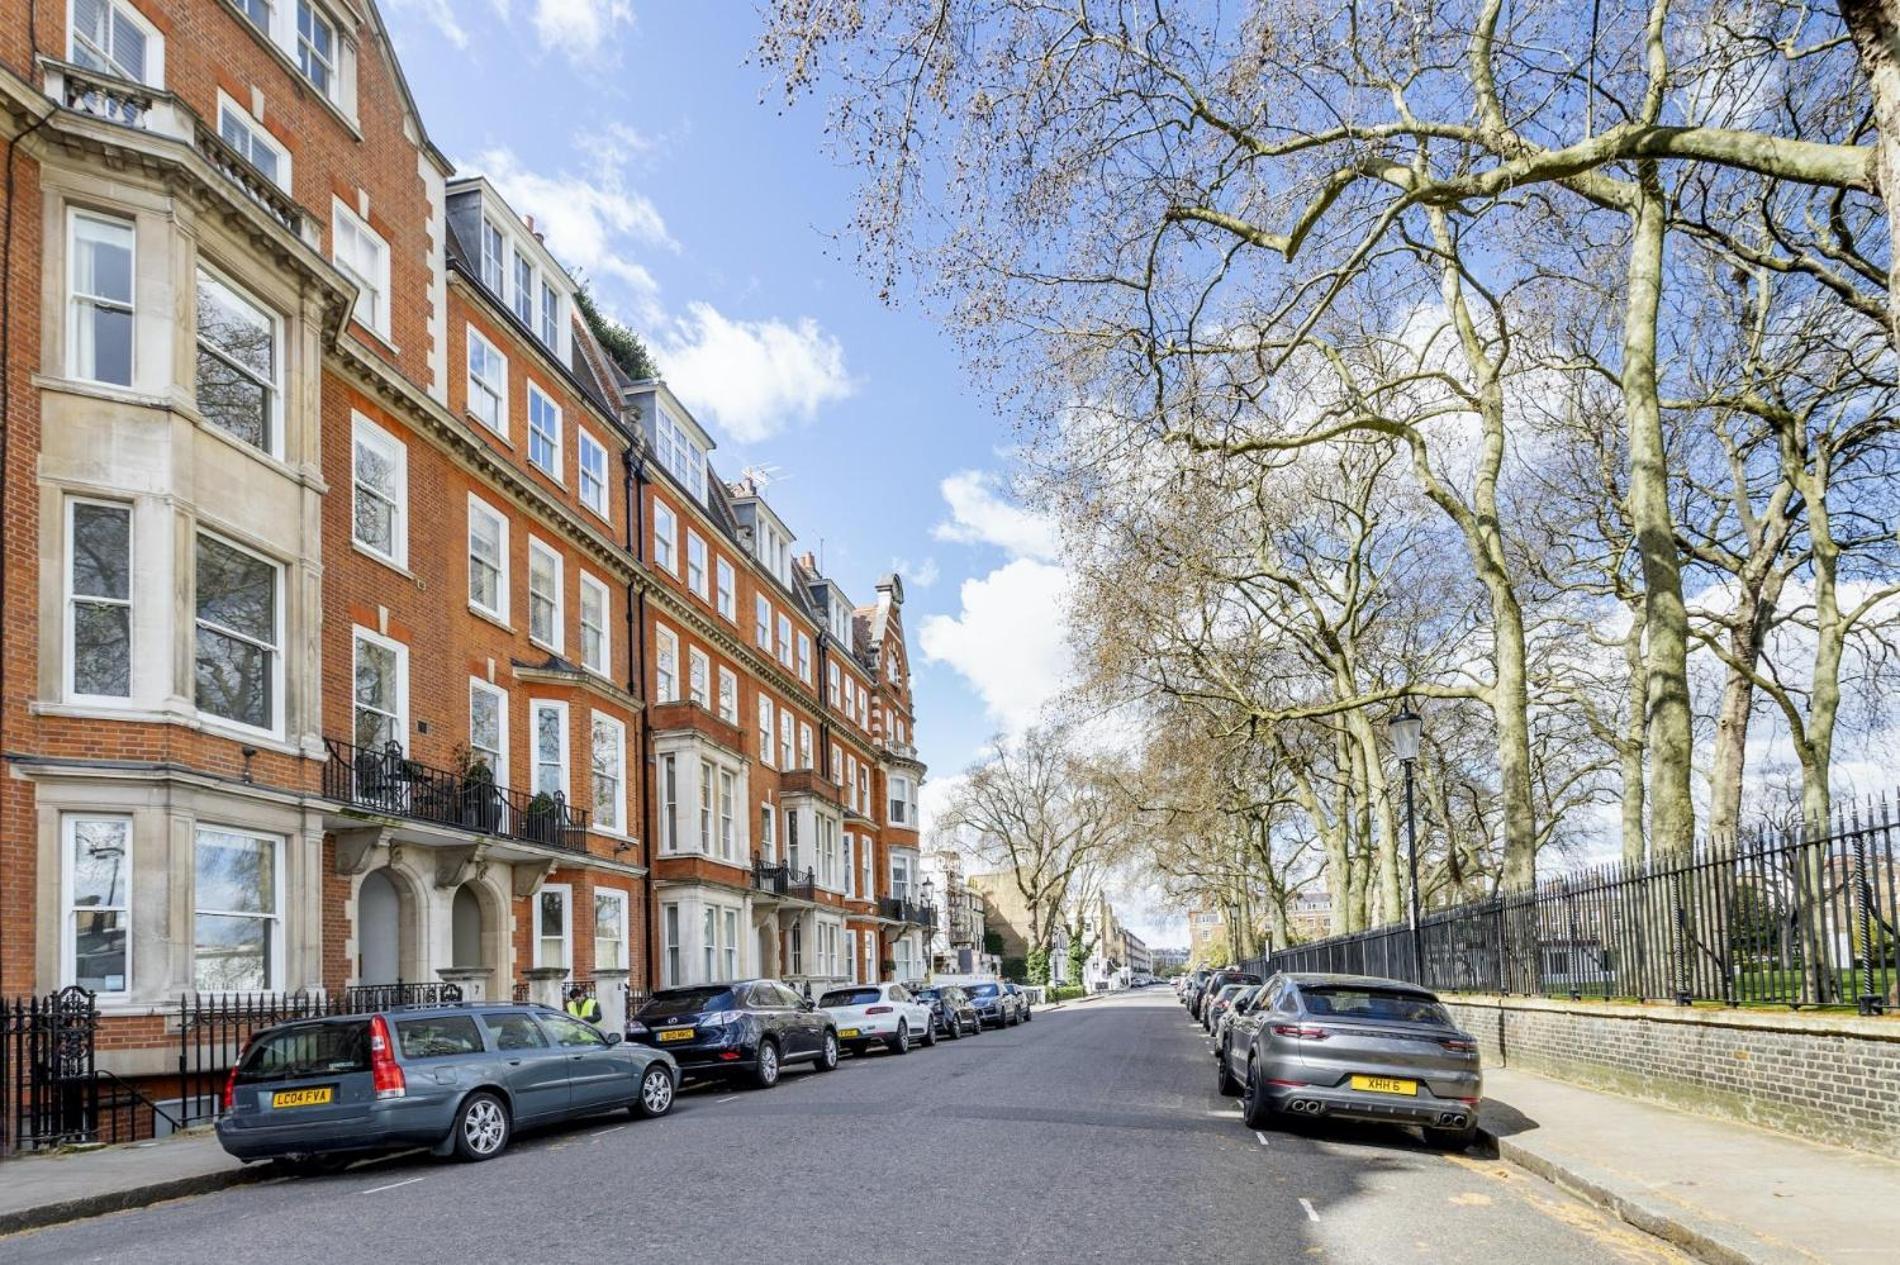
[271,1087,333,1108]
[657,1028,695,1043]
[839,1028,861,1039]
[1350,1075,1418,1096]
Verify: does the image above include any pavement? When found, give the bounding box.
[1478,1066,1900,1265]
[0,991,1687,1264]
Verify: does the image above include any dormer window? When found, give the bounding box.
[539,280,559,348]
[512,250,534,326]
[479,219,505,293]
[654,409,706,502]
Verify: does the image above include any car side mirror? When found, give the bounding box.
[800,998,815,1012]
[605,1031,623,1045]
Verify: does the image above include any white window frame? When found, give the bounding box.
[216,92,291,191]
[577,428,609,519]
[594,888,628,972]
[797,633,812,684]
[465,325,508,436]
[655,624,680,703]
[652,499,677,574]
[591,710,626,834]
[351,625,408,751]
[758,695,775,769]
[760,802,776,864]
[71,0,164,85]
[779,710,794,770]
[62,813,133,995]
[469,676,508,785]
[295,0,339,102]
[480,217,505,293]
[718,767,737,861]
[723,906,740,979]
[527,537,564,652]
[193,529,284,739]
[527,381,562,481]
[715,557,736,623]
[660,754,680,853]
[830,742,843,788]
[351,412,407,567]
[688,646,710,709]
[686,530,708,600]
[776,614,793,667]
[662,902,682,986]
[511,248,535,327]
[532,882,572,972]
[68,210,135,387]
[799,723,813,771]
[698,759,715,852]
[194,263,283,454]
[467,493,509,623]
[717,666,738,725]
[578,572,611,676]
[539,278,560,349]
[192,824,284,993]
[65,495,133,704]
[332,201,390,337]
[755,595,771,650]
[530,699,570,801]
[828,663,840,708]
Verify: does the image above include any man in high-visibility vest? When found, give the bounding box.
[565,985,601,1025]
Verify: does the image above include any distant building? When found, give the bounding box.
[1288,889,1335,943]
[1151,947,1190,974]
[1122,929,1152,977]
[1187,908,1229,967]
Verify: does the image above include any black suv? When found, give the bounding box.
[626,980,839,1087]
[912,984,979,1038]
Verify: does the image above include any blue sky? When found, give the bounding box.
[379,0,1108,914]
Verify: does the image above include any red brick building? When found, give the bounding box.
[0,0,927,1064]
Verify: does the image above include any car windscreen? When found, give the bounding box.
[640,987,735,1015]
[1300,986,1451,1026]
[820,988,882,1007]
[965,983,1000,998]
[1219,973,1263,986]
[235,1021,371,1083]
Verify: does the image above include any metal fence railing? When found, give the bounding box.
[323,737,589,852]
[1241,798,1899,1014]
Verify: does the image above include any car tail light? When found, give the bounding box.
[1440,1037,1476,1054]
[220,1062,241,1113]
[1271,1023,1330,1040]
[866,1006,894,1015]
[369,1015,406,1100]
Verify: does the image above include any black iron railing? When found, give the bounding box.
[753,859,789,895]
[1240,798,1899,1014]
[787,867,818,902]
[880,896,937,929]
[324,738,588,852]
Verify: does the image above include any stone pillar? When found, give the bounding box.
[437,966,492,1002]
[524,966,568,1011]
[595,968,631,1035]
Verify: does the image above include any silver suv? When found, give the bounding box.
[216,1003,679,1169]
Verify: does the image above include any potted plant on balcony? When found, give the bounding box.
[523,791,563,846]
[452,745,502,834]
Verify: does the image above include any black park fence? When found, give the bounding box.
[1240,798,1899,1015]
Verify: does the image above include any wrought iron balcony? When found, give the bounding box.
[323,738,588,853]
[752,859,818,901]
[880,896,937,929]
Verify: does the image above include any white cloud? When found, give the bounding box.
[933,470,1059,561]
[918,558,1073,737]
[530,0,634,64]
[894,556,940,589]
[656,302,855,443]
[385,0,470,47]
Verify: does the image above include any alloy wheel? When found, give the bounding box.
[640,1067,674,1115]
[462,1097,507,1155]
[760,1043,779,1084]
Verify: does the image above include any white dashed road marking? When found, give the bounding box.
[1254,1131,1271,1147]
[361,1177,426,1196]
[1299,1198,1320,1222]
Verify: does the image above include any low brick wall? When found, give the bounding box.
[1441,995,1900,1160]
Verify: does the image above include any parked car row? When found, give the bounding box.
[1179,968,1482,1151]
[216,976,1039,1171]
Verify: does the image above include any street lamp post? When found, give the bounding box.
[1388,707,1425,986]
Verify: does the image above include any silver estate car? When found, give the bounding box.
[1220,973,1481,1149]
[217,1003,679,1168]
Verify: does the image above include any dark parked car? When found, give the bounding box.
[1210,984,1264,1066]
[1202,983,1250,1033]
[912,984,979,1038]
[1003,983,1035,1023]
[216,1004,678,1168]
[626,980,839,1088]
[963,981,1021,1029]
[1223,973,1482,1149]
[1195,969,1262,1021]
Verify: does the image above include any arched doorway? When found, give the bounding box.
[451,883,485,969]
[358,869,401,985]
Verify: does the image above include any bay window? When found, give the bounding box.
[65,816,131,994]
[67,498,132,700]
[193,826,280,991]
[193,532,280,734]
[195,268,279,454]
[69,212,134,386]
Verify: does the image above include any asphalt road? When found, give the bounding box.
[1,991,1684,1264]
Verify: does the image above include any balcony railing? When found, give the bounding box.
[752,859,818,901]
[323,738,588,852]
[880,896,937,929]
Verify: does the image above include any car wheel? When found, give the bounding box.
[1241,1061,1275,1131]
[632,1064,675,1118]
[890,1021,911,1055]
[1215,1043,1240,1096]
[922,1018,939,1047]
[1023,1007,1033,1023]
[816,1030,840,1072]
[452,1091,511,1162]
[753,1040,782,1089]
[1425,1123,1478,1151]
[944,1016,961,1041]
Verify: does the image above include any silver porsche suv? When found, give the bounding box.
[1220,973,1481,1149]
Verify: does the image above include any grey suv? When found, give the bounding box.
[216,1003,679,1168]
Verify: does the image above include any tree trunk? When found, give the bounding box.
[1707,570,1783,848]
[1624,168,1696,855]
[1619,612,1649,866]
[1843,0,1900,345]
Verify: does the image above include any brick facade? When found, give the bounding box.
[1441,996,1900,1160]
[0,0,928,1065]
